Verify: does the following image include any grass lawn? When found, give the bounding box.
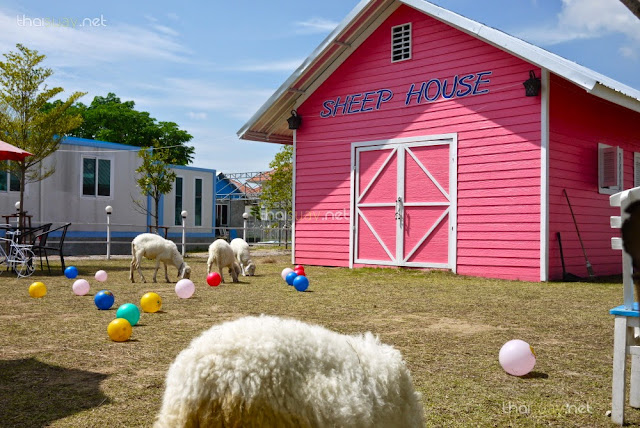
[0,252,635,427]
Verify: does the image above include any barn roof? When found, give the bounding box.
[237,0,640,144]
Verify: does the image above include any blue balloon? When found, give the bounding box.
[285,271,298,286]
[64,266,78,279]
[293,275,309,292]
[94,290,115,310]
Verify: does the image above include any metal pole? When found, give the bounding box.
[105,206,112,260]
[181,210,188,257]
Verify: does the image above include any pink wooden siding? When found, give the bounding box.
[295,5,542,280]
[548,74,640,280]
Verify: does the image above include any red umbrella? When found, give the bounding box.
[0,140,32,161]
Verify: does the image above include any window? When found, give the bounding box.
[82,157,111,197]
[598,143,623,194]
[194,178,202,227]
[391,23,411,62]
[216,203,229,227]
[175,177,183,225]
[0,161,22,192]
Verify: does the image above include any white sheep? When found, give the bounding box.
[130,233,191,283]
[230,237,256,276]
[154,315,424,428]
[206,239,240,283]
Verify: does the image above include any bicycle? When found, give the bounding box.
[0,229,35,278]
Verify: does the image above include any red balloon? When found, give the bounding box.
[207,272,221,287]
[294,265,304,271]
[294,267,306,276]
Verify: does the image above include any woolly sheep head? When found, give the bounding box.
[180,264,191,279]
[246,261,256,276]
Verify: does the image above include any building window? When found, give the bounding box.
[175,176,183,226]
[82,157,111,197]
[194,178,202,227]
[216,203,229,227]
[598,143,623,195]
[0,161,21,192]
[391,23,411,62]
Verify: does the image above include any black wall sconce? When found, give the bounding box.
[523,70,541,97]
[287,110,302,130]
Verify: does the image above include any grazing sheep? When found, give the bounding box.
[207,239,240,283]
[130,233,191,283]
[230,237,256,276]
[154,315,424,428]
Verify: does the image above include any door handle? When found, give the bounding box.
[395,196,403,220]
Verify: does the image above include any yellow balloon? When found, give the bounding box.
[107,318,132,342]
[140,292,162,313]
[29,282,47,298]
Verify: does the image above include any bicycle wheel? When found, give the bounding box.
[14,248,35,278]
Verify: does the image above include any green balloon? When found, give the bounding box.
[116,303,140,326]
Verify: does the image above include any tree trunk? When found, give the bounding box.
[620,0,640,19]
[154,195,160,230]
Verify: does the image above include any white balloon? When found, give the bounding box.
[281,268,294,281]
[499,339,536,376]
[72,279,90,296]
[175,279,195,299]
[95,270,108,282]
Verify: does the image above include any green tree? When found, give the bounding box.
[133,144,176,230]
[45,93,195,165]
[260,145,293,247]
[0,44,85,228]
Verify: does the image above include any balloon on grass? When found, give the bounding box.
[72,279,90,296]
[29,281,47,298]
[175,279,195,299]
[64,266,78,279]
[281,268,294,280]
[499,339,536,376]
[293,275,309,292]
[294,267,306,276]
[116,303,141,326]
[107,318,132,342]
[207,272,221,287]
[94,290,115,310]
[285,271,298,286]
[95,270,108,282]
[140,292,162,313]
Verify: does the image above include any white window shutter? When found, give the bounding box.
[598,143,623,194]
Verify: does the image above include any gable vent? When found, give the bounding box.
[391,23,411,63]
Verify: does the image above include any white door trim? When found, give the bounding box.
[350,133,457,270]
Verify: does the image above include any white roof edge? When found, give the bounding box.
[238,0,640,139]
[237,0,375,138]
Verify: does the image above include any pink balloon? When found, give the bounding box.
[72,279,90,296]
[175,279,195,299]
[499,339,536,376]
[281,268,294,280]
[95,270,108,282]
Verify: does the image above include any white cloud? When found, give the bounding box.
[153,24,180,37]
[620,46,638,59]
[517,0,640,45]
[0,10,190,68]
[187,112,208,120]
[294,17,339,34]
[226,59,303,72]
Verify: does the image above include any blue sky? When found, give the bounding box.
[0,0,638,172]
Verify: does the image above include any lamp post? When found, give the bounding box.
[242,212,250,241]
[105,206,113,259]
[181,210,188,257]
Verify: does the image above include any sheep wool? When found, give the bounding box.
[155,315,424,428]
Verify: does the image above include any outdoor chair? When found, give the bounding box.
[31,222,71,275]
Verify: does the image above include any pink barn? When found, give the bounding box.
[239,0,640,282]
